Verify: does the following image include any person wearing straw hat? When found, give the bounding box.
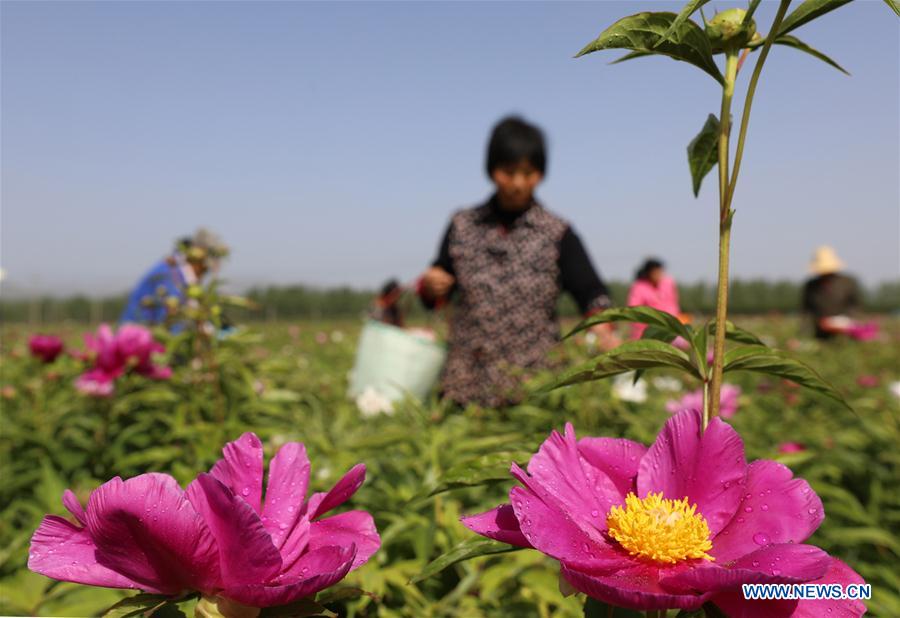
[802,246,861,340]
[120,228,229,328]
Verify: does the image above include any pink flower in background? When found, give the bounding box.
[29,433,379,609]
[666,384,741,418]
[856,375,879,388]
[74,369,116,398]
[29,335,64,364]
[74,324,171,396]
[462,410,865,616]
[848,322,878,342]
[778,442,807,454]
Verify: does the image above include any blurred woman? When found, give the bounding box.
[419,116,615,408]
[626,258,681,340]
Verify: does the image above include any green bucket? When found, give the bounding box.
[348,320,447,402]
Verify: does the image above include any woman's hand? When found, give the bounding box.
[421,266,456,299]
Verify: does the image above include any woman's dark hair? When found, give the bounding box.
[380,279,401,297]
[486,116,547,176]
[635,258,664,282]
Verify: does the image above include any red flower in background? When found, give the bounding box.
[29,335,64,364]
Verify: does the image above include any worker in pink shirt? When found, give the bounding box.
[626,258,682,340]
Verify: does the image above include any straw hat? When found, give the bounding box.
[809,245,845,275]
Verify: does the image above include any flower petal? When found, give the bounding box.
[561,562,709,611]
[517,423,623,534]
[711,460,824,562]
[461,504,531,548]
[28,515,142,590]
[185,474,282,588]
[509,486,629,574]
[224,545,356,607]
[278,514,311,572]
[62,490,86,525]
[261,442,311,548]
[306,511,380,570]
[308,464,365,520]
[660,544,830,593]
[209,433,265,514]
[637,409,746,535]
[706,557,866,617]
[577,437,646,498]
[85,474,219,594]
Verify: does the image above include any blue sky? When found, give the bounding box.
[2,1,897,296]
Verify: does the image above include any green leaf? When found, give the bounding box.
[885,0,900,17]
[410,537,520,584]
[709,319,766,346]
[652,0,712,47]
[577,12,724,85]
[723,346,849,408]
[742,0,764,27]
[567,306,693,343]
[421,451,527,499]
[610,50,652,65]
[260,598,336,618]
[776,0,854,37]
[687,113,720,197]
[583,597,643,617]
[538,340,701,393]
[773,35,849,74]
[101,593,171,618]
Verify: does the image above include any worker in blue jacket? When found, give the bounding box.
[120,229,228,328]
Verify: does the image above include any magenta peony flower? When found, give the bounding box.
[462,410,865,616]
[74,368,116,397]
[29,335,64,364]
[666,384,741,419]
[75,324,171,396]
[856,375,879,388]
[847,322,878,342]
[778,442,806,454]
[28,433,379,611]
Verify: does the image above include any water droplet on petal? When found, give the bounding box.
[753,533,770,546]
[744,506,753,513]
[591,510,599,517]
[761,504,769,511]
[241,487,250,496]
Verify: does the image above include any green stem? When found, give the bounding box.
[710,0,793,424]
[726,0,793,208]
[707,51,739,425]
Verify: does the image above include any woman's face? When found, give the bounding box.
[648,266,665,285]
[491,160,543,211]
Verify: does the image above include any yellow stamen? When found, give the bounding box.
[606,492,714,565]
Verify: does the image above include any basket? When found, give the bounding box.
[348,320,447,402]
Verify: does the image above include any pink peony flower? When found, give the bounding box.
[666,384,741,419]
[847,322,878,341]
[462,410,865,616]
[856,375,879,388]
[778,442,806,454]
[74,369,116,397]
[75,324,171,396]
[29,335,64,363]
[28,433,379,610]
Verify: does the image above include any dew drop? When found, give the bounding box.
[241,487,250,497]
[808,508,817,515]
[772,568,781,576]
[744,506,753,513]
[752,561,760,567]
[761,504,769,511]
[591,510,599,517]
[752,533,770,546]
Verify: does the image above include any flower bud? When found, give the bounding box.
[706,8,756,51]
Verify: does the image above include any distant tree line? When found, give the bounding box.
[1,280,898,324]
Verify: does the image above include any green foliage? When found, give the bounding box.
[687,113,721,197]
[1,317,899,615]
[576,12,724,84]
